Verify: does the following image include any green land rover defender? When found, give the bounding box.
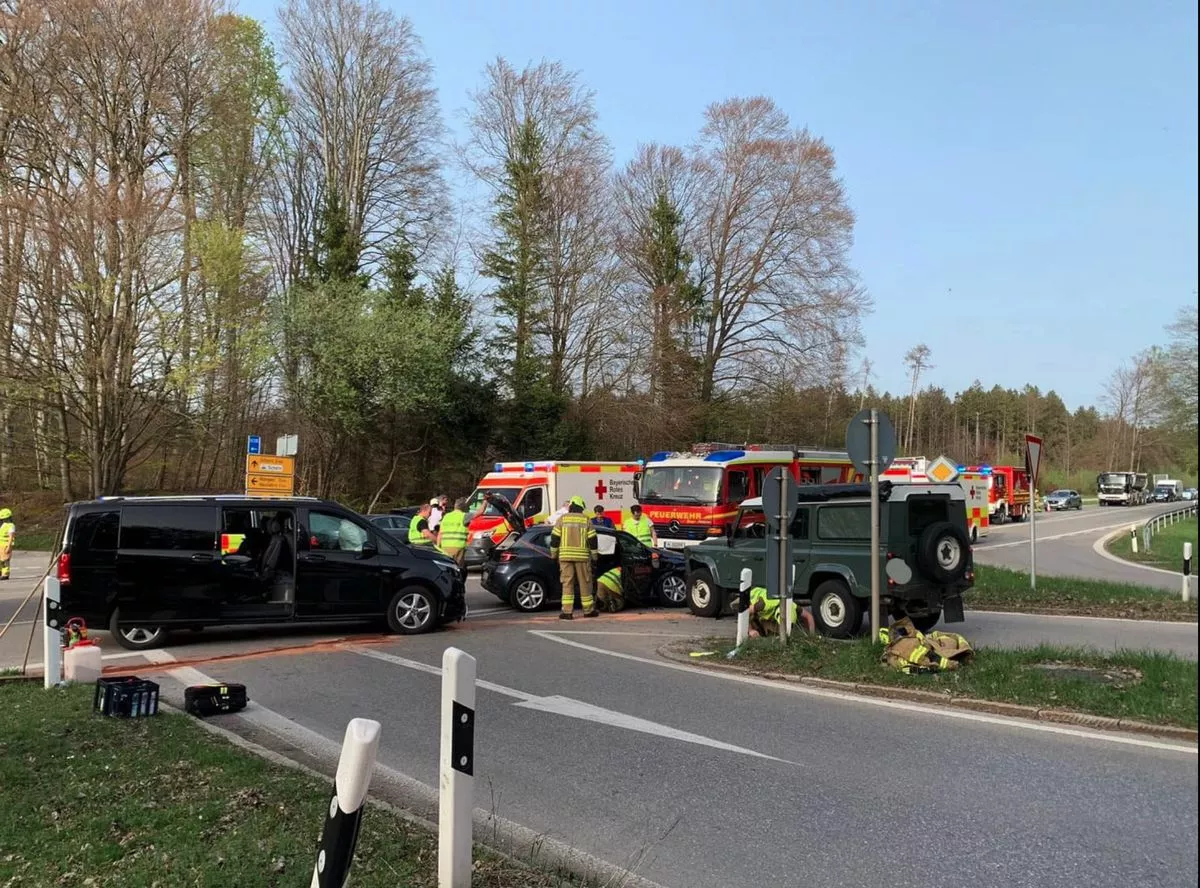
[684,481,974,637]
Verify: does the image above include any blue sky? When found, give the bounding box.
[240,0,1198,410]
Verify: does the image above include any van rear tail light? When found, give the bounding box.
[56,552,71,584]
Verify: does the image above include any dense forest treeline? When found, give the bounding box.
[1,0,1196,511]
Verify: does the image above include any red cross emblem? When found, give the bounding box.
[594,480,608,499]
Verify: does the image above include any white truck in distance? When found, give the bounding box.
[1151,479,1184,503]
[1096,471,1148,506]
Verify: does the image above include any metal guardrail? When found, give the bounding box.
[1141,503,1198,553]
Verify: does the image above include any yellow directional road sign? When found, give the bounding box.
[245,473,294,493]
[246,455,295,475]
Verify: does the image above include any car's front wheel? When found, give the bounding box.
[811,579,862,639]
[510,575,548,613]
[687,569,722,617]
[656,573,687,608]
[387,587,438,635]
[109,609,167,651]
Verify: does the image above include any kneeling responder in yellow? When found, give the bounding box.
[747,586,814,637]
[595,566,623,612]
[0,507,13,580]
[437,497,470,568]
[550,496,598,620]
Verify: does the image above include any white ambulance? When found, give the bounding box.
[882,456,990,543]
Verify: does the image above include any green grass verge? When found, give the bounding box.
[717,636,1198,729]
[970,564,1197,621]
[1106,516,1198,570]
[0,683,581,888]
[13,530,57,551]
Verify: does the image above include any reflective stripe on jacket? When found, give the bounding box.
[597,567,622,591]
[749,586,796,625]
[550,513,596,560]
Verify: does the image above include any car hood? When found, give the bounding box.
[655,547,687,568]
[406,544,459,572]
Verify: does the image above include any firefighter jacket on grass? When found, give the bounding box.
[880,617,974,674]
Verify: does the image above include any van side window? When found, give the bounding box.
[309,511,370,552]
[727,470,750,503]
[120,506,215,551]
[816,505,871,540]
[75,511,119,551]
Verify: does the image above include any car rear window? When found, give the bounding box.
[120,505,216,551]
[816,505,870,540]
[72,510,119,552]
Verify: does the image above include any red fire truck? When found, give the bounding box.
[963,464,1032,524]
[635,443,861,549]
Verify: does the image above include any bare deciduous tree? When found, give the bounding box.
[903,343,932,452]
[691,97,867,403]
[278,0,446,266]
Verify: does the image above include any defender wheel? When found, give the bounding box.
[916,521,972,585]
[687,569,722,618]
[811,579,863,639]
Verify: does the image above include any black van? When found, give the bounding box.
[54,495,467,650]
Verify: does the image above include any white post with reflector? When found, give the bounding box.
[734,568,752,651]
[1183,542,1192,603]
[1130,525,1139,554]
[310,718,381,888]
[43,577,63,689]
[439,647,476,888]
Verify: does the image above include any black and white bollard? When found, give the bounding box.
[43,577,63,689]
[732,568,753,652]
[310,717,381,888]
[439,647,476,888]
[1183,542,1192,603]
[1129,524,1138,554]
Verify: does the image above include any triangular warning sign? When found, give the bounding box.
[1025,434,1043,485]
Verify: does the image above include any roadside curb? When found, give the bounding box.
[160,696,673,888]
[1093,526,1197,581]
[657,642,1198,744]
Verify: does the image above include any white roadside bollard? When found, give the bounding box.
[439,647,476,888]
[310,718,382,888]
[1183,542,1192,603]
[43,577,63,689]
[732,568,753,653]
[1129,525,1138,554]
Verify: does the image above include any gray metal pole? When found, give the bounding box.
[869,410,881,641]
[778,467,789,645]
[1029,480,1037,590]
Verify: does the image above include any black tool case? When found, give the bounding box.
[184,683,248,717]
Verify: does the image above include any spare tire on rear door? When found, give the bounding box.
[916,521,971,584]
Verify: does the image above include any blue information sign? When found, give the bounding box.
[247,435,261,455]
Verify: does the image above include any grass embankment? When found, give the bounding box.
[1107,516,1198,571]
[717,635,1198,729]
[970,564,1197,621]
[0,683,580,888]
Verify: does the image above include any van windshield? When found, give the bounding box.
[467,487,522,517]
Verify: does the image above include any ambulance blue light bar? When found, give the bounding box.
[524,462,535,471]
[647,451,671,463]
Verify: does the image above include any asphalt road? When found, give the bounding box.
[974,502,1190,590]
[148,621,1197,888]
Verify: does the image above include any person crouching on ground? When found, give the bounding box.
[747,586,815,637]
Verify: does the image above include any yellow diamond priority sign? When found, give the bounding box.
[926,455,960,484]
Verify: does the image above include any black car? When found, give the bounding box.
[53,495,466,650]
[479,496,687,612]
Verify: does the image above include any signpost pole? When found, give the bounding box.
[1029,484,1037,590]
[869,409,881,641]
[777,467,789,645]
[1025,434,1042,591]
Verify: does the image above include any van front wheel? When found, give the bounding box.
[387,587,437,635]
[109,609,167,651]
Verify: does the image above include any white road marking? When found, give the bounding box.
[528,630,1198,756]
[468,607,514,619]
[1091,527,1197,581]
[982,518,1156,551]
[351,646,792,764]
